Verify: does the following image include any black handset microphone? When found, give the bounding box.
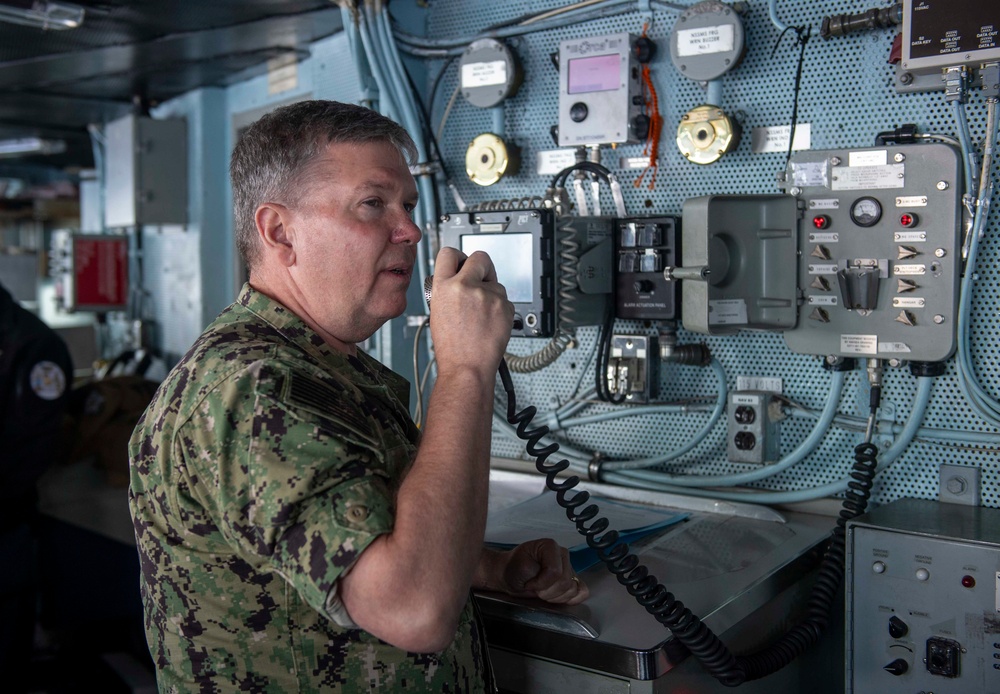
[423,265,523,331]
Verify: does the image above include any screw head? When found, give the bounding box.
[894,153,906,163]
[830,156,842,166]
[900,72,913,85]
[933,314,946,324]
[935,248,947,258]
[936,181,949,190]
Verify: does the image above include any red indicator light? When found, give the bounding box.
[899,213,918,228]
[962,575,975,588]
[813,215,830,230]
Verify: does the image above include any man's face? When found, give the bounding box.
[282,139,421,346]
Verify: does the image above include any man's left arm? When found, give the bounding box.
[473,540,589,605]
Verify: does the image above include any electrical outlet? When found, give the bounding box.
[938,463,981,506]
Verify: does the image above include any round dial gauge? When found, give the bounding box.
[850,196,882,227]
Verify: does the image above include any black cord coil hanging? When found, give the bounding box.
[498,359,881,687]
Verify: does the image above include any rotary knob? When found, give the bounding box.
[883,658,908,676]
[888,616,908,639]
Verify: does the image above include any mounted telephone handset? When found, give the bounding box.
[424,266,879,688]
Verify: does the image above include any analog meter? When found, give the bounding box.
[850,197,882,227]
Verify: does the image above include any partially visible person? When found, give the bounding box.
[129,100,588,693]
[0,281,73,691]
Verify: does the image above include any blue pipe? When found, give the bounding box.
[602,358,728,470]
[768,0,790,32]
[625,370,846,487]
[606,376,934,504]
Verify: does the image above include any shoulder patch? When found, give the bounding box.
[286,372,377,442]
[29,360,67,400]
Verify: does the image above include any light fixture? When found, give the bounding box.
[0,137,67,157]
[0,1,85,31]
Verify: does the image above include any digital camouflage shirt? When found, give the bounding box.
[128,284,487,693]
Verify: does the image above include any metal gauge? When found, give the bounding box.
[850,196,882,227]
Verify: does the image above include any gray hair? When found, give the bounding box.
[230,100,417,270]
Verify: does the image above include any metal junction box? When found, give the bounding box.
[846,498,1000,694]
[105,114,188,228]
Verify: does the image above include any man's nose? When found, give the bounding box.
[393,215,422,245]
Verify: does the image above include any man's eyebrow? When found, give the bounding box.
[355,179,419,200]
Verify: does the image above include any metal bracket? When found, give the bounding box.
[939,463,981,506]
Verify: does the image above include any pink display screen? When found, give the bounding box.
[567,54,621,94]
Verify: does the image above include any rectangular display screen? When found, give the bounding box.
[567,53,621,94]
[460,233,533,303]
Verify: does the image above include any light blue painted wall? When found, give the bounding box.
[138,31,364,362]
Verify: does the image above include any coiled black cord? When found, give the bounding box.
[498,359,881,687]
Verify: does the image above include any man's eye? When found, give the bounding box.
[364,198,383,208]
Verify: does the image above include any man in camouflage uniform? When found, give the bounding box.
[129,100,588,693]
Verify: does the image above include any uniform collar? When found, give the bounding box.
[235,283,410,405]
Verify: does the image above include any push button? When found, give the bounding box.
[570,102,588,123]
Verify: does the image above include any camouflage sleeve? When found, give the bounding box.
[178,358,396,623]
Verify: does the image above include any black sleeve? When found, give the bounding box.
[0,330,73,500]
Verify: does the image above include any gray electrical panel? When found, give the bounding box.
[846,498,1000,694]
[781,144,963,362]
[104,114,188,228]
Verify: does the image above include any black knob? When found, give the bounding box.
[633,280,655,294]
[570,102,588,123]
[888,616,908,639]
[634,36,657,63]
[632,114,650,140]
[883,659,908,676]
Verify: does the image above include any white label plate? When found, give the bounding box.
[676,24,735,56]
[809,232,839,243]
[536,149,578,175]
[893,297,925,308]
[809,264,838,274]
[894,231,927,242]
[461,60,508,88]
[841,334,879,355]
[708,299,748,325]
[832,164,905,190]
[879,342,912,353]
[849,150,887,167]
[896,195,928,207]
[808,295,839,305]
[894,264,927,276]
[751,123,811,153]
[808,198,840,209]
[736,376,783,393]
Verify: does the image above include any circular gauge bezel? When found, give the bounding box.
[850,196,882,227]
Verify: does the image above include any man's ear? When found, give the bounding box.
[255,203,295,267]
